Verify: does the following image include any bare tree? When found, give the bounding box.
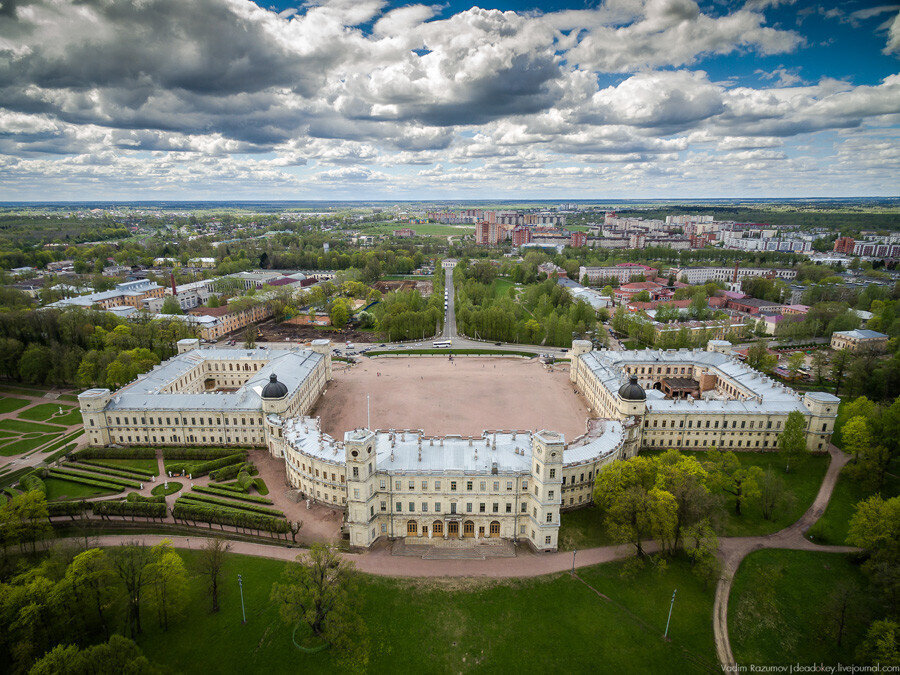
[110,542,154,637]
[197,538,231,612]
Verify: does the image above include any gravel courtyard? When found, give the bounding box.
[313,356,590,441]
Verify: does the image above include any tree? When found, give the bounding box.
[159,296,183,315]
[242,324,257,349]
[857,619,900,666]
[148,540,189,631]
[786,351,805,379]
[831,349,851,395]
[758,468,794,520]
[778,410,809,473]
[745,342,777,374]
[270,544,368,667]
[848,495,900,614]
[197,537,231,613]
[29,635,158,675]
[841,416,872,464]
[61,548,115,641]
[330,299,350,329]
[593,457,677,556]
[703,450,763,516]
[824,583,861,649]
[653,450,718,552]
[18,344,53,384]
[811,349,829,384]
[110,542,154,638]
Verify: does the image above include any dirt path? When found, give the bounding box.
[712,443,854,668]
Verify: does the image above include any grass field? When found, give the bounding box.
[42,477,119,501]
[0,396,30,414]
[137,551,716,674]
[85,457,160,474]
[152,480,182,496]
[490,278,516,298]
[806,459,900,546]
[730,550,870,665]
[0,433,60,456]
[17,402,76,421]
[356,222,468,237]
[0,418,66,434]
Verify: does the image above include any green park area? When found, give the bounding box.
[0,396,30,414]
[41,477,119,501]
[136,551,716,674]
[730,550,869,665]
[17,402,82,425]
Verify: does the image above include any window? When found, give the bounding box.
[421,480,428,490]
[467,481,473,491]
[450,503,457,514]
[480,481,486,490]
[380,501,386,511]
[352,467,358,478]
[380,479,386,489]
[493,481,499,491]
[545,536,551,545]
[435,481,441,490]
[435,502,441,512]
[522,480,528,490]
[407,520,417,536]
[490,521,500,535]
[521,502,527,512]
[549,469,556,479]
[506,481,513,491]
[408,502,414,512]
[396,502,402,512]
[395,481,401,490]
[479,502,485,513]
[492,503,499,513]
[353,489,359,499]
[546,512,553,523]
[422,503,428,513]
[549,490,554,500]
[408,480,414,490]
[450,481,457,491]
[506,503,512,513]
[466,503,473,513]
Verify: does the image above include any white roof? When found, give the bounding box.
[282,416,625,473]
[580,348,819,415]
[104,348,323,412]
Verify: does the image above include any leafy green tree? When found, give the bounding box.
[110,542,154,638]
[758,468,794,520]
[105,348,160,388]
[786,351,805,379]
[653,450,718,552]
[831,348,851,395]
[18,344,53,384]
[148,540,188,631]
[29,635,158,675]
[848,495,900,614]
[60,548,115,640]
[842,416,872,464]
[271,544,368,667]
[857,619,900,666]
[593,457,678,556]
[745,342,776,374]
[778,410,809,472]
[159,296,182,315]
[703,450,763,516]
[242,324,257,349]
[330,299,350,329]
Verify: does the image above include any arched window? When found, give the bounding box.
[432,520,443,535]
[406,520,417,536]
[489,521,500,536]
[463,520,475,537]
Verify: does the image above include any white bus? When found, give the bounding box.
[432,340,451,349]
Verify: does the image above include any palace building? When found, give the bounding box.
[79,338,838,552]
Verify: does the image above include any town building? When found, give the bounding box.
[830,329,889,352]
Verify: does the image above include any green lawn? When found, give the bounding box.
[490,278,516,298]
[17,402,76,421]
[58,394,81,402]
[0,418,66,434]
[0,433,60,456]
[83,457,160,474]
[557,505,614,551]
[42,477,119,501]
[730,550,870,665]
[806,459,900,546]
[152,480,182,496]
[137,551,716,674]
[0,396,30,414]
[49,409,83,426]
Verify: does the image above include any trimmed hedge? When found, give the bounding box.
[204,481,247,494]
[172,501,289,534]
[48,500,89,518]
[168,453,247,478]
[68,462,155,482]
[46,470,126,492]
[50,467,141,489]
[193,485,274,504]
[208,461,255,482]
[126,492,166,503]
[180,492,284,517]
[162,447,251,460]
[73,447,155,460]
[91,500,167,519]
[78,459,156,478]
[21,473,46,494]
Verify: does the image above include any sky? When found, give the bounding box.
[0,0,897,200]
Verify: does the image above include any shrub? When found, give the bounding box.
[193,485,274,504]
[73,447,155,460]
[208,461,255,482]
[78,459,156,478]
[48,500,89,518]
[180,492,284,517]
[185,453,247,478]
[45,470,125,492]
[126,492,166,503]
[172,501,289,534]
[69,463,154,481]
[91,500,166,519]
[236,469,253,492]
[20,472,46,494]
[162,447,250,460]
[253,478,269,495]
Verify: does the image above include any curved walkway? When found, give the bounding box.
[712,443,855,668]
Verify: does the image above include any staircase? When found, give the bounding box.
[391,539,516,560]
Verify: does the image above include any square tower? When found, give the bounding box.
[529,430,564,552]
[344,428,378,549]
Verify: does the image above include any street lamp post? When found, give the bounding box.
[572,549,577,574]
[663,589,677,640]
[238,574,246,624]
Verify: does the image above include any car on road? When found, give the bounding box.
[494,342,502,346]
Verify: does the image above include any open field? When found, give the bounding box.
[137,550,716,674]
[730,550,869,665]
[313,357,590,439]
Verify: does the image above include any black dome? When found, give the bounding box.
[618,375,646,401]
[261,373,288,399]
